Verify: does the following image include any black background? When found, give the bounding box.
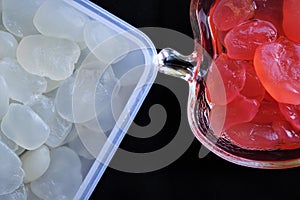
[90,0,300,199]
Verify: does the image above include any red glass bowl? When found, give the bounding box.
[158,0,300,169]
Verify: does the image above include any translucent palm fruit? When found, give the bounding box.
[0,141,24,195]
[68,124,106,160]
[0,128,18,152]
[21,145,50,183]
[0,58,47,103]
[33,0,89,42]
[84,20,131,64]
[26,95,72,148]
[2,0,46,37]
[0,31,18,59]
[17,34,80,81]
[55,62,118,123]
[1,103,50,150]
[0,184,27,200]
[30,147,82,200]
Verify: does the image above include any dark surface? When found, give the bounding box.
[90,0,300,199]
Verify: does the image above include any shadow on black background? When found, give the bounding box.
[90,0,300,199]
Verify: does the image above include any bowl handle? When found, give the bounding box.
[156,0,210,83]
[157,48,199,82]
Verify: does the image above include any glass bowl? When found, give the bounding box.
[158,0,300,169]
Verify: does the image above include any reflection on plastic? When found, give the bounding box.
[72,27,216,174]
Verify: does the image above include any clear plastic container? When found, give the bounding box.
[67,0,158,199]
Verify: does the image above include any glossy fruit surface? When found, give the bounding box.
[207,0,300,150]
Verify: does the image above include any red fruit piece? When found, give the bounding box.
[252,98,284,125]
[254,37,300,104]
[224,123,281,150]
[210,94,260,134]
[206,54,246,105]
[283,0,300,44]
[272,120,300,150]
[254,0,283,34]
[278,104,300,131]
[212,0,255,31]
[224,19,277,60]
[240,62,265,101]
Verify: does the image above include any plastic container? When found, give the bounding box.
[65,0,157,199]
